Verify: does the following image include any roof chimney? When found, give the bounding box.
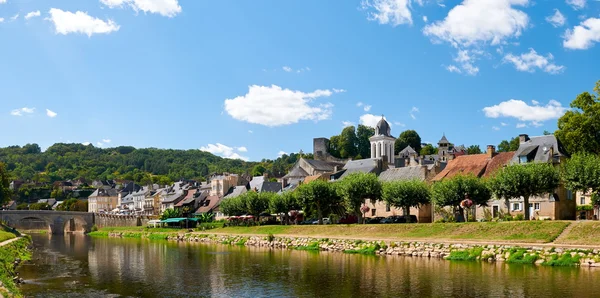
[487,145,497,158]
[519,134,530,143]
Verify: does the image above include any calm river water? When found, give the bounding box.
[18,234,600,297]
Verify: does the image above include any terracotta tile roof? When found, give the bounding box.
[195,195,222,214]
[482,152,515,178]
[304,173,330,183]
[432,154,490,181]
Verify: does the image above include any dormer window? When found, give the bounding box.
[519,155,529,164]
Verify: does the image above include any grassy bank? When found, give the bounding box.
[0,231,16,243]
[0,236,31,297]
[553,222,600,245]
[92,221,571,244]
[213,221,570,243]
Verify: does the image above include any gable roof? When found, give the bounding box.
[482,152,515,178]
[249,176,265,190]
[379,166,428,182]
[399,145,417,156]
[432,154,490,181]
[340,159,382,178]
[195,195,222,214]
[304,159,344,172]
[304,173,330,184]
[224,186,247,199]
[511,135,568,164]
[283,166,309,179]
[260,182,283,193]
[438,135,449,144]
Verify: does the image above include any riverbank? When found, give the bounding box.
[90,221,600,268]
[0,226,31,298]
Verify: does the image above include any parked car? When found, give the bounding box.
[312,218,331,225]
[381,215,418,224]
[339,215,358,224]
[300,218,316,225]
[366,217,384,224]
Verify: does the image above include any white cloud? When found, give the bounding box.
[282,66,292,72]
[47,8,120,37]
[361,0,413,26]
[248,130,253,134]
[332,88,346,93]
[0,18,4,23]
[102,139,111,143]
[546,9,566,27]
[563,18,600,50]
[410,106,419,120]
[492,126,500,131]
[96,142,104,147]
[342,121,356,127]
[423,0,529,47]
[503,48,565,74]
[10,107,35,116]
[516,123,527,128]
[281,66,310,73]
[357,102,364,107]
[25,11,41,20]
[0,0,5,3]
[46,109,58,118]
[501,122,508,126]
[531,100,539,105]
[446,65,462,73]
[423,15,428,22]
[393,121,406,127]
[531,121,543,127]
[278,151,288,157]
[360,114,389,128]
[82,142,91,146]
[224,85,337,127]
[200,143,249,161]
[483,99,567,122]
[237,146,248,152]
[10,14,19,22]
[566,0,586,10]
[363,105,372,112]
[100,0,182,17]
[450,49,480,75]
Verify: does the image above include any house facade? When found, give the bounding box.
[88,188,119,213]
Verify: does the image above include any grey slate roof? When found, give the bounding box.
[304,159,344,172]
[379,166,427,182]
[249,176,265,190]
[376,117,393,137]
[340,159,381,178]
[224,186,247,199]
[90,188,119,197]
[511,135,568,164]
[399,145,417,157]
[438,135,449,144]
[260,182,283,193]
[283,166,309,179]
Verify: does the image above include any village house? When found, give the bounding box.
[575,191,595,220]
[482,134,575,221]
[160,181,189,213]
[87,188,119,213]
[1,200,16,210]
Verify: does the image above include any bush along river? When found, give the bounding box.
[14,232,600,297]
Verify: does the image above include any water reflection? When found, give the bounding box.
[18,234,600,297]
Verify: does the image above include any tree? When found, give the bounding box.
[160,208,182,220]
[252,165,267,177]
[420,144,437,156]
[562,152,600,205]
[432,175,491,222]
[467,145,482,155]
[220,196,247,216]
[297,180,341,224]
[245,191,271,220]
[337,172,382,224]
[497,137,520,153]
[382,180,430,222]
[0,163,11,205]
[395,130,422,155]
[556,80,600,154]
[338,126,358,158]
[490,163,560,220]
[356,125,375,159]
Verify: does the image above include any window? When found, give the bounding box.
[512,203,521,211]
[371,209,376,216]
[567,190,573,200]
[581,197,586,205]
[519,155,528,164]
[386,204,391,212]
[534,203,540,210]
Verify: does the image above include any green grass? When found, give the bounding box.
[0,231,16,243]
[294,241,321,251]
[553,222,600,245]
[211,221,571,243]
[447,247,484,261]
[506,249,539,264]
[0,236,32,297]
[543,253,581,266]
[344,243,381,255]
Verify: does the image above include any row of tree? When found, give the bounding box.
[218,161,567,224]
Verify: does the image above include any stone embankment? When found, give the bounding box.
[122,233,600,268]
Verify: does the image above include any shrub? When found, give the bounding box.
[91,224,98,232]
[543,253,581,267]
[515,214,525,221]
[267,233,275,242]
[295,241,321,251]
[344,243,381,255]
[446,247,484,261]
[507,249,539,264]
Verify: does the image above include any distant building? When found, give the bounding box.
[88,188,119,213]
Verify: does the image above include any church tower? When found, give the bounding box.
[369,116,396,164]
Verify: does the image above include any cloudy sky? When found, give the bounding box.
[1,0,599,161]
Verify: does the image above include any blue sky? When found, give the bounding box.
[1,0,600,161]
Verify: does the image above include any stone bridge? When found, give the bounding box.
[0,210,95,234]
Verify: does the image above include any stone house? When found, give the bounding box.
[210,173,241,197]
[575,191,595,220]
[480,134,575,221]
[87,188,119,213]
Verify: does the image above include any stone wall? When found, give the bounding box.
[157,234,600,268]
[94,214,156,228]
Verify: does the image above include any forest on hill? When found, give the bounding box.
[0,143,307,184]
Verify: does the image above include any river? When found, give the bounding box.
[17,234,600,297]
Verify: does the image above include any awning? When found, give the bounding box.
[159,217,200,223]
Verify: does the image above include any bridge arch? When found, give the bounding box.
[0,210,94,234]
